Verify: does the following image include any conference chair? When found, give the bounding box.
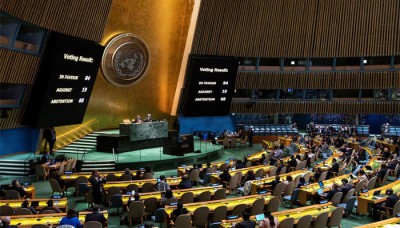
[340,189,355,204]
[0,205,15,216]
[297,215,312,228]
[180,191,194,204]
[15,208,33,215]
[250,197,265,215]
[354,179,367,195]
[192,206,209,228]
[198,191,212,202]
[366,176,377,190]
[213,188,226,200]
[272,182,285,201]
[41,210,57,214]
[75,176,88,196]
[380,199,400,220]
[282,188,299,208]
[71,159,77,172]
[126,184,139,193]
[225,173,239,194]
[189,169,200,185]
[141,182,154,193]
[83,221,102,228]
[142,172,154,179]
[282,182,295,197]
[105,173,118,182]
[64,159,74,172]
[317,171,328,182]
[312,211,329,228]
[110,194,123,215]
[389,164,400,181]
[57,225,75,228]
[58,161,65,175]
[35,164,48,181]
[151,208,167,228]
[330,192,343,206]
[231,203,247,216]
[219,163,228,171]
[49,178,66,197]
[172,214,192,228]
[127,201,145,226]
[277,217,294,228]
[198,173,211,186]
[255,168,264,179]
[144,197,159,218]
[266,196,281,212]
[337,196,357,218]
[303,171,313,183]
[377,170,390,187]
[5,190,21,199]
[327,207,344,228]
[236,172,243,187]
[121,174,133,181]
[106,186,121,206]
[86,190,94,209]
[211,205,227,223]
[279,166,287,175]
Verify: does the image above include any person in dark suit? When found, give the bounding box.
[171,202,189,222]
[235,211,256,228]
[267,175,281,191]
[178,175,192,189]
[373,188,400,220]
[43,127,56,154]
[143,114,152,122]
[134,115,143,123]
[40,200,61,213]
[247,128,254,147]
[89,170,106,205]
[11,180,27,198]
[376,163,388,181]
[340,178,353,201]
[85,204,107,226]
[328,158,340,179]
[40,151,51,164]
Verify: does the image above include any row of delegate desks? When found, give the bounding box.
[120,185,225,205]
[376,140,399,152]
[250,170,309,194]
[60,170,138,182]
[103,177,182,191]
[9,210,108,227]
[210,165,275,184]
[298,174,357,205]
[0,198,68,212]
[163,193,273,219]
[219,203,336,227]
[177,150,269,176]
[357,180,400,215]
[355,217,400,228]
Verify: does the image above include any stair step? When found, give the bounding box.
[71,141,96,145]
[0,166,30,171]
[0,171,30,175]
[67,145,96,148]
[81,167,114,171]
[82,164,115,168]
[76,139,97,143]
[84,160,115,164]
[0,161,30,166]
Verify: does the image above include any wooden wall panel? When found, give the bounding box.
[231,100,400,115]
[0,0,112,42]
[0,49,40,84]
[235,71,400,89]
[192,0,400,57]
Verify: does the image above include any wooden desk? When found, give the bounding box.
[355,217,400,228]
[245,150,268,161]
[25,185,36,199]
[178,161,228,176]
[220,203,335,227]
[103,177,181,191]
[60,170,137,182]
[376,140,399,153]
[314,154,341,172]
[298,174,356,205]
[0,198,68,212]
[357,180,400,215]
[278,137,292,147]
[9,210,108,227]
[250,170,310,194]
[210,165,275,183]
[294,143,309,154]
[163,194,273,218]
[121,185,225,205]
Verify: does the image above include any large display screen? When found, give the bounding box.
[23,32,104,128]
[182,55,238,116]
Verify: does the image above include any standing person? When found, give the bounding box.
[89,170,106,205]
[60,209,82,228]
[43,127,56,155]
[248,128,254,147]
[156,175,170,192]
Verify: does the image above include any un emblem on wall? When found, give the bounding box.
[101,33,149,87]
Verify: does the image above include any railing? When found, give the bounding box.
[55,119,99,150]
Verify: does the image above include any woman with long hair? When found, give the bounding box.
[259,211,278,228]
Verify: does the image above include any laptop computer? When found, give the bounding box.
[365,165,372,171]
[256,214,265,221]
[318,181,324,188]
[225,160,230,164]
[319,200,328,204]
[373,190,381,196]
[227,215,239,220]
